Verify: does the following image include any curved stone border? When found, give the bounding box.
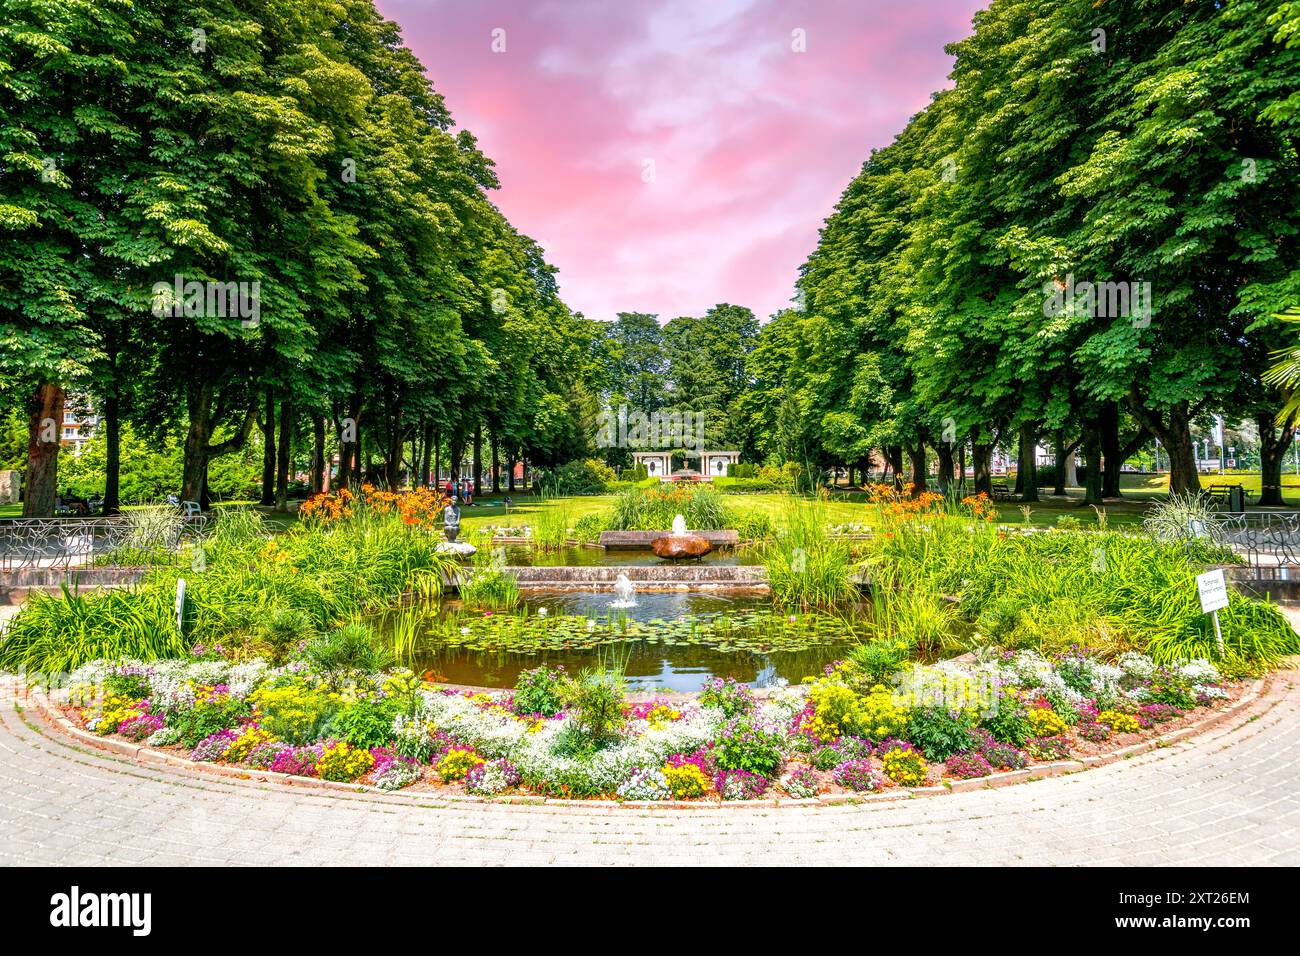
[17,675,1267,810]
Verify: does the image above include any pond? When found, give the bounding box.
[375,590,868,692]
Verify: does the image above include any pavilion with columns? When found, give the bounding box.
[631,449,741,480]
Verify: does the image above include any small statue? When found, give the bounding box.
[443,495,462,542]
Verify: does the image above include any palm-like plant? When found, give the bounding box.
[1263,307,1300,422]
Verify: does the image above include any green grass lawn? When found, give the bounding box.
[8,470,1300,530]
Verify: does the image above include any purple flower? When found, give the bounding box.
[190,729,238,762]
[832,759,883,792]
[715,769,769,800]
[944,751,993,779]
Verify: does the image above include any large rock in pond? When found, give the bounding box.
[651,534,712,560]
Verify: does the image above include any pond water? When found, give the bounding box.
[375,590,868,692]
[496,545,762,567]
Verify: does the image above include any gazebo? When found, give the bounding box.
[632,450,741,481]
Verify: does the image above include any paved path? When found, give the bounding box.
[1,672,1298,866]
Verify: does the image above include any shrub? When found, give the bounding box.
[392,714,437,762]
[513,665,566,717]
[1027,708,1068,738]
[847,640,912,686]
[608,484,729,531]
[944,751,993,779]
[906,706,978,761]
[812,745,842,770]
[250,683,336,745]
[301,625,391,689]
[713,716,786,777]
[558,660,627,745]
[716,769,770,800]
[857,685,909,741]
[782,766,820,798]
[981,691,1032,746]
[537,459,615,495]
[699,676,755,718]
[662,762,711,798]
[617,767,673,801]
[881,747,928,786]
[328,698,399,749]
[1096,710,1140,734]
[833,759,884,792]
[317,741,375,782]
[171,693,251,747]
[572,513,607,543]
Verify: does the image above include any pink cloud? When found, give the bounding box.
[376,0,984,322]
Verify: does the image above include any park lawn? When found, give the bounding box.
[7,471,1300,531]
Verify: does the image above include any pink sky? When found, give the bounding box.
[376,0,984,323]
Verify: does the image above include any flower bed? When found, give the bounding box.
[55,646,1244,802]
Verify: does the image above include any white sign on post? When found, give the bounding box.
[1196,568,1228,654]
[1196,569,1229,613]
[175,578,187,635]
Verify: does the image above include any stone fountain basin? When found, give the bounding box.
[651,534,712,560]
[599,530,739,550]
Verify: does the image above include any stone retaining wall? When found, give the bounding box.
[510,564,767,591]
[599,530,740,549]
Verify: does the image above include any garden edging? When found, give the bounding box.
[18,673,1269,809]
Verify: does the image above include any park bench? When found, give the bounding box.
[990,481,1015,501]
[1206,483,1246,513]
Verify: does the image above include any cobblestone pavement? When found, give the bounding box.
[1,672,1297,866]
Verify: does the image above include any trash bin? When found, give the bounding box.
[1229,485,1244,513]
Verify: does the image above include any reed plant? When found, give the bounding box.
[607,484,729,531]
[762,495,856,609]
[0,505,462,673]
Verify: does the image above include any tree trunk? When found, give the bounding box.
[507,450,516,492]
[906,444,927,496]
[102,339,121,516]
[1052,430,1067,496]
[1081,421,1104,506]
[884,445,904,489]
[958,443,967,495]
[971,433,993,495]
[935,442,954,495]
[310,415,326,494]
[449,434,465,482]
[1018,422,1039,502]
[181,382,213,506]
[434,431,442,490]
[1100,402,1123,499]
[491,429,501,493]
[275,398,293,511]
[1257,411,1295,507]
[22,382,64,518]
[260,390,276,505]
[473,423,483,496]
[420,421,434,488]
[103,382,121,517]
[1127,396,1201,496]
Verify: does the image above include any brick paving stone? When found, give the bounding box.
[0,673,1297,865]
